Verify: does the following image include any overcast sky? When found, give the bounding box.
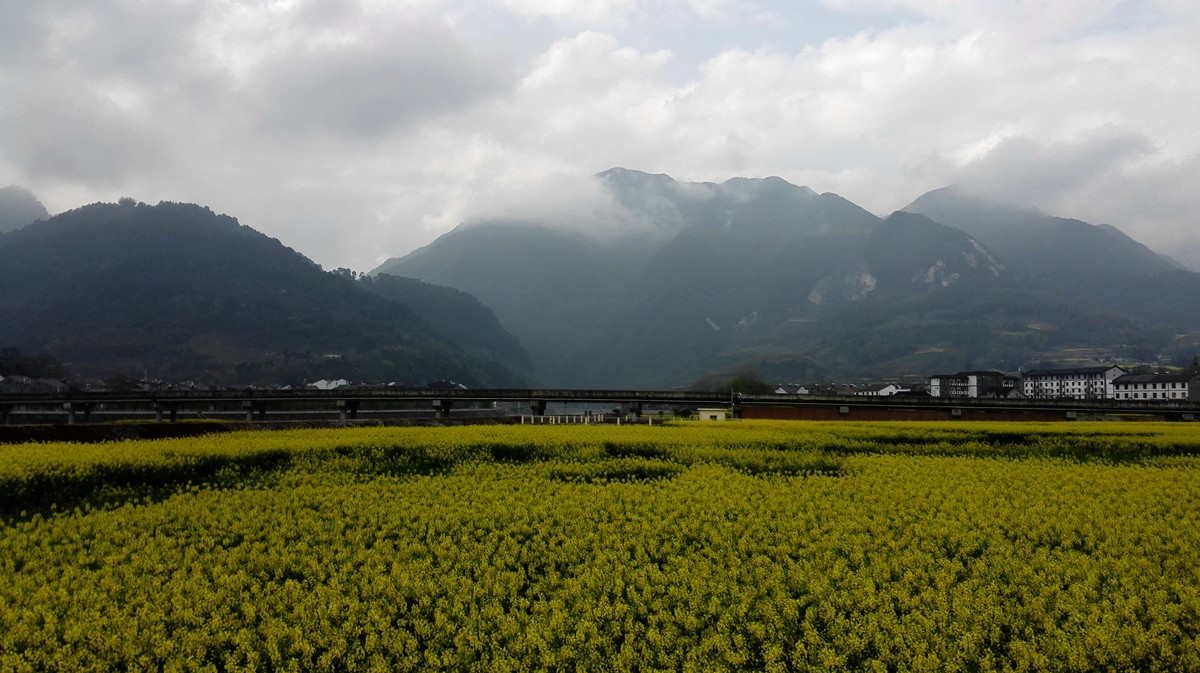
[2,0,1198,270]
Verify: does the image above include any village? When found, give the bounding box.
[778,358,1200,403]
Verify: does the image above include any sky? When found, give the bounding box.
[2,0,1199,271]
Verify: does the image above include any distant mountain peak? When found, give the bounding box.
[903,184,1046,219]
[717,175,817,201]
[0,185,50,233]
[904,183,1176,281]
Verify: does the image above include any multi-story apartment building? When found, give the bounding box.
[1021,365,1126,400]
[1112,365,1200,402]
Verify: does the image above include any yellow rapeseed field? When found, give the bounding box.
[2,420,1198,671]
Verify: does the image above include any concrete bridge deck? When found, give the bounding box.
[1,388,1197,424]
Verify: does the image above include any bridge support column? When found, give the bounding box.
[155,404,180,423]
[529,400,547,416]
[433,400,453,419]
[64,402,94,425]
[629,402,643,421]
[0,405,10,425]
[338,400,360,421]
[243,401,267,422]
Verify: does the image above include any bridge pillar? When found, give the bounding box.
[432,400,453,419]
[64,402,94,425]
[629,402,643,420]
[338,400,360,421]
[0,405,10,425]
[529,400,547,416]
[242,401,267,422]
[155,404,180,423]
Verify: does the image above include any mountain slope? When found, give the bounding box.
[359,274,532,373]
[903,185,1200,330]
[902,186,1177,281]
[0,200,526,386]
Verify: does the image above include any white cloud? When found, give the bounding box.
[953,129,1156,206]
[0,73,167,184]
[0,0,1198,271]
[245,21,512,140]
[497,0,639,23]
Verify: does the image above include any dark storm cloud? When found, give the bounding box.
[247,22,513,140]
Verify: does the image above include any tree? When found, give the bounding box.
[717,366,774,394]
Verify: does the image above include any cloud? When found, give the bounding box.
[497,0,639,23]
[0,74,165,184]
[463,172,646,234]
[953,128,1156,207]
[1061,152,1200,268]
[0,0,1197,274]
[246,21,513,140]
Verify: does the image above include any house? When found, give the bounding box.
[697,408,727,421]
[774,383,810,395]
[1112,360,1200,401]
[1021,365,1126,399]
[853,384,911,397]
[309,379,349,390]
[0,375,64,393]
[928,371,1013,398]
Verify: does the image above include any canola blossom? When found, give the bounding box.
[2,420,1199,671]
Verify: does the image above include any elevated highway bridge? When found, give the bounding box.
[1,388,1197,425]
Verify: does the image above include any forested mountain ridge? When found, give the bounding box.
[0,200,528,386]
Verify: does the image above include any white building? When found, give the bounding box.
[1112,369,1200,402]
[1021,365,1126,400]
[309,378,349,390]
[853,384,911,397]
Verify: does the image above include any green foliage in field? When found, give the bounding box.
[2,421,1200,671]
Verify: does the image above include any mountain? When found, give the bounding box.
[0,200,527,386]
[0,185,49,233]
[902,186,1178,280]
[381,169,1174,388]
[375,169,1200,388]
[375,169,889,386]
[903,185,1200,331]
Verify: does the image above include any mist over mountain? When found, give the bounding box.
[376,169,1195,388]
[2,173,1188,391]
[903,185,1200,331]
[0,200,527,386]
[0,185,49,233]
